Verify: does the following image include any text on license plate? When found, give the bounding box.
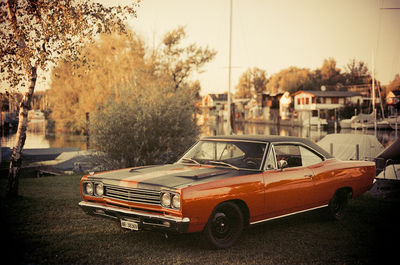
[121,219,139,231]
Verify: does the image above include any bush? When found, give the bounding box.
[90,83,199,168]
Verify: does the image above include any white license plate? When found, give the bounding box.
[121,219,139,231]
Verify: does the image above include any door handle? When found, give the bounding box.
[304,174,313,178]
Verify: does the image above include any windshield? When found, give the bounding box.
[178,140,268,170]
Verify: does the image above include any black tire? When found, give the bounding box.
[329,189,351,220]
[203,202,244,249]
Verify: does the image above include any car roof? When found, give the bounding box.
[201,135,333,159]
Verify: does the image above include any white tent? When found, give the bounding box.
[317,134,384,161]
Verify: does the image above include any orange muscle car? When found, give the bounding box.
[79,135,376,248]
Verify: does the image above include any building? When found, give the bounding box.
[386,90,400,116]
[202,93,228,122]
[292,90,363,123]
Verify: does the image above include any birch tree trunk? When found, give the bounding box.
[6,0,36,197]
[7,67,37,197]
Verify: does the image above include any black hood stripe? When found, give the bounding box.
[90,163,257,190]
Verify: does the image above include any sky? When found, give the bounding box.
[126,0,400,95]
[4,0,398,94]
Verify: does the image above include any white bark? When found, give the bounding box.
[6,0,37,197]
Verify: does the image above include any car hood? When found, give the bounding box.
[87,163,252,190]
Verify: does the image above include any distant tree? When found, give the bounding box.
[320,58,343,86]
[48,32,147,132]
[189,80,202,100]
[235,68,253,99]
[48,27,215,168]
[0,0,139,197]
[159,26,217,90]
[344,59,370,85]
[387,74,400,92]
[252,68,269,94]
[48,27,213,133]
[266,66,312,94]
[235,67,268,98]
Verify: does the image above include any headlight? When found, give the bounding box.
[95,183,104,196]
[161,192,180,209]
[85,182,94,195]
[161,192,171,207]
[172,194,181,209]
[83,181,103,197]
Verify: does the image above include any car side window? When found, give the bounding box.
[299,145,323,166]
[274,144,323,168]
[274,144,302,168]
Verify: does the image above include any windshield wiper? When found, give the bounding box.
[208,160,239,170]
[181,157,201,165]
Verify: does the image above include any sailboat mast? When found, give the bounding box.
[372,50,377,135]
[227,0,233,135]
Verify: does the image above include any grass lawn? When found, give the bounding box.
[1,174,400,264]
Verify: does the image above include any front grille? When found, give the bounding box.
[104,185,161,205]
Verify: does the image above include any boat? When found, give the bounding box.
[361,120,392,130]
[317,133,384,161]
[384,116,399,130]
[339,118,352,129]
[303,117,328,127]
[349,113,374,129]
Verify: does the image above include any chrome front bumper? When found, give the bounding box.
[79,201,190,233]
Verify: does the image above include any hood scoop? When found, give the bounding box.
[176,169,229,179]
[129,165,156,173]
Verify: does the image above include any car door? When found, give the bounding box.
[262,143,319,218]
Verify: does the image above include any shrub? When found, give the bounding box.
[90,83,199,168]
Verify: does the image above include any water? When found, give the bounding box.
[202,121,398,148]
[1,120,87,150]
[1,119,398,150]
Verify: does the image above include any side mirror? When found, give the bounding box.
[374,157,385,176]
[278,159,288,170]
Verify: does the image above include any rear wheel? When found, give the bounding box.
[329,189,352,220]
[203,202,243,249]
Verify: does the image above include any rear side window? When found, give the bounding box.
[274,144,323,168]
[300,145,323,166]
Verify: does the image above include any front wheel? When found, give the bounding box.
[203,202,244,249]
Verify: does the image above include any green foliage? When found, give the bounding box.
[159,26,217,90]
[48,32,147,133]
[235,67,268,98]
[344,58,370,85]
[1,0,139,197]
[90,84,199,167]
[387,74,400,91]
[47,28,211,166]
[237,58,372,97]
[0,0,138,90]
[266,66,313,94]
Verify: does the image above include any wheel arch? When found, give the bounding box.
[334,186,353,198]
[212,199,250,227]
